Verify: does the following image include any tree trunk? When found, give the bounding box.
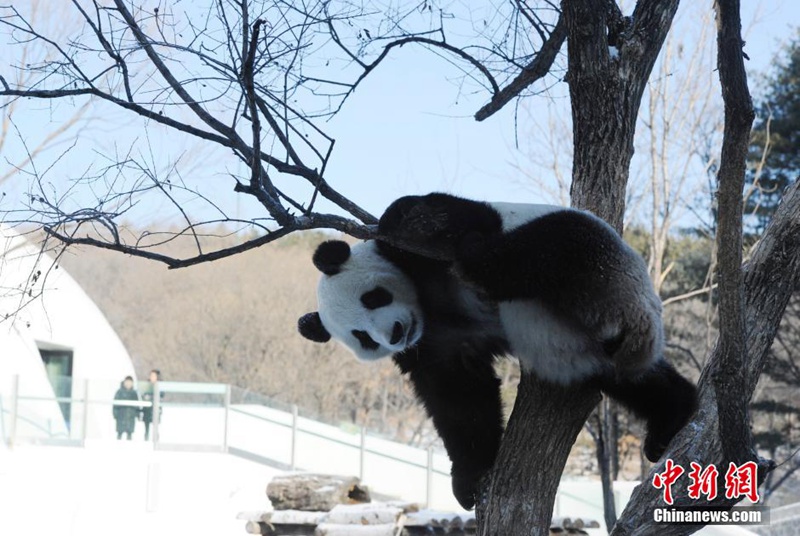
[610,136,800,536]
[476,375,600,535]
[710,0,756,466]
[472,2,800,535]
[566,0,679,230]
[599,399,619,529]
[475,2,679,534]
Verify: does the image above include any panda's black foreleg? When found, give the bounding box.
[598,360,698,462]
[395,352,504,510]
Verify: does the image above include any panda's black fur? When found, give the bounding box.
[299,193,698,510]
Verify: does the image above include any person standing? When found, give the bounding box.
[141,369,163,441]
[113,376,140,440]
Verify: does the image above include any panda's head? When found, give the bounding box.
[298,240,423,361]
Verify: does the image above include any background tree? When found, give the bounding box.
[741,28,800,504]
[2,1,799,534]
[746,29,800,234]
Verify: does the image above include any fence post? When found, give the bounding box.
[81,379,90,446]
[359,426,366,481]
[290,404,298,470]
[9,375,19,447]
[222,384,231,453]
[152,382,161,448]
[426,446,434,509]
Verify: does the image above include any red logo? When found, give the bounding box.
[651,461,760,504]
[652,459,685,505]
[724,461,759,503]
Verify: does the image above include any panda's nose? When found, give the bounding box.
[389,321,404,345]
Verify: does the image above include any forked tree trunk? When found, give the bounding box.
[475,1,800,534]
[476,2,678,535]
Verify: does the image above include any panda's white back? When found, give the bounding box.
[489,202,563,232]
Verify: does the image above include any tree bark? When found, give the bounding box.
[565,0,679,230]
[599,399,619,529]
[710,0,756,466]
[476,376,600,535]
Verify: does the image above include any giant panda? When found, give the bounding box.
[298,193,697,509]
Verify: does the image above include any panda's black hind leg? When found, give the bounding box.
[378,194,502,261]
[598,360,698,462]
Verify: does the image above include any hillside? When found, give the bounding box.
[59,231,433,444]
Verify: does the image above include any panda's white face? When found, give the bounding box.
[311,241,424,361]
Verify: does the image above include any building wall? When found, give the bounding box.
[0,227,136,442]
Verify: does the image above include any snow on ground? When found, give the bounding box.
[0,441,280,536]
[0,403,762,535]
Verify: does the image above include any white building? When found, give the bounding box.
[0,225,135,445]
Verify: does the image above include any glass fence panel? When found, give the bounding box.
[155,382,225,449]
[0,376,11,443]
[14,374,71,442]
[2,376,453,507]
[227,405,293,466]
[228,386,294,466]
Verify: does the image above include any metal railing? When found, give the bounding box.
[1,375,451,508]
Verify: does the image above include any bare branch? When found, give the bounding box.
[474,14,566,121]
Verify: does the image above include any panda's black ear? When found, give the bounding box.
[312,240,351,275]
[298,312,331,343]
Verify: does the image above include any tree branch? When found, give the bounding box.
[711,0,756,465]
[474,14,566,121]
[44,212,375,269]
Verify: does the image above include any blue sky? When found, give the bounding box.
[1,1,798,232]
[316,0,800,217]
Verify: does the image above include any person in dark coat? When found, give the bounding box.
[141,369,163,441]
[113,376,140,440]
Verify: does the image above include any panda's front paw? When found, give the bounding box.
[451,463,487,510]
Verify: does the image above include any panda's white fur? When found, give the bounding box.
[316,241,423,360]
[490,201,562,232]
[485,202,611,382]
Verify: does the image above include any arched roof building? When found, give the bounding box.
[0,226,135,445]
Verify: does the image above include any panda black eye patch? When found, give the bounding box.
[360,286,393,310]
[351,330,380,350]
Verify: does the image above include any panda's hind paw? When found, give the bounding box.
[379,196,462,258]
[643,431,669,463]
